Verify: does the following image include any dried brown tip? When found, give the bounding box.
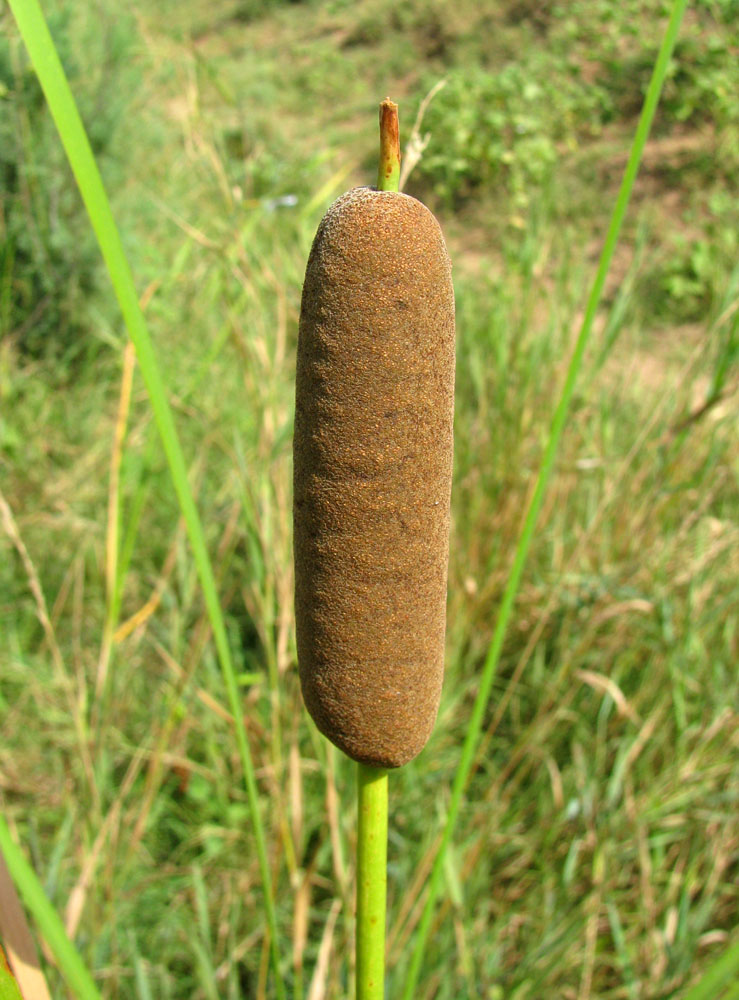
[377,99,401,190]
[293,187,455,768]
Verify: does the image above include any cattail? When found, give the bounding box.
[294,164,454,770]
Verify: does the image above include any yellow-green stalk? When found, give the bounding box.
[356,764,388,1000]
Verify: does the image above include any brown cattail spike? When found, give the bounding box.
[293,186,455,768]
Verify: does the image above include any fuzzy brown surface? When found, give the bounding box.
[293,187,455,768]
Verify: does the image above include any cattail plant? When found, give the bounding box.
[293,99,455,997]
[4,3,706,995]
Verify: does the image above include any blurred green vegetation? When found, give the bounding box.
[1,0,737,998]
[0,3,140,363]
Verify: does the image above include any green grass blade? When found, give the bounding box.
[0,970,23,1000]
[0,819,101,1000]
[0,962,24,1000]
[6,1,285,996]
[400,1,690,996]
[681,938,739,1000]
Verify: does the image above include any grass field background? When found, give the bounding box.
[1,0,737,997]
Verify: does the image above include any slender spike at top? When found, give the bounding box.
[377,98,401,192]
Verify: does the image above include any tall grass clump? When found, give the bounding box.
[5,0,285,995]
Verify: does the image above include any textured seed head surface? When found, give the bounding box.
[293,186,455,768]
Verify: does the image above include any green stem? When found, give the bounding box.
[356,765,388,1000]
[400,1,689,996]
[377,99,401,192]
